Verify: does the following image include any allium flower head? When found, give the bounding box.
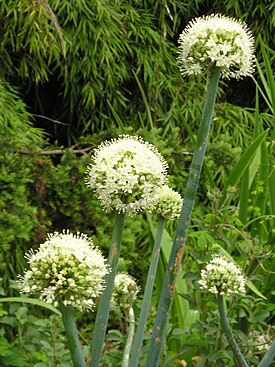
[18,231,109,311]
[111,272,140,309]
[198,255,246,296]
[86,135,168,214]
[151,185,182,219]
[178,14,255,79]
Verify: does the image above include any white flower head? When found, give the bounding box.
[151,185,183,219]
[86,135,168,214]
[111,272,140,309]
[198,254,246,296]
[178,14,255,79]
[18,231,109,311]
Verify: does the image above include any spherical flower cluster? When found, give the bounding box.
[86,135,168,214]
[111,272,140,309]
[18,231,109,311]
[198,255,246,296]
[178,13,255,79]
[151,185,182,219]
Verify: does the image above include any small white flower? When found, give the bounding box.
[198,254,246,296]
[86,135,168,214]
[151,185,183,219]
[111,272,140,309]
[18,230,109,311]
[178,14,255,79]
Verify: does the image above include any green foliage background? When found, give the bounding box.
[0,0,274,366]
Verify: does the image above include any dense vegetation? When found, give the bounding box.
[0,0,274,366]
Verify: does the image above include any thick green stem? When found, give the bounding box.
[129,217,165,367]
[59,302,87,367]
[258,340,275,367]
[122,303,136,367]
[144,66,221,367]
[89,211,126,367]
[217,295,249,367]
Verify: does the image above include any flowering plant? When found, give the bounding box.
[18,231,109,311]
[86,135,168,214]
[151,185,182,220]
[198,254,246,296]
[14,12,275,367]
[178,13,255,78]
[112,272,140,309]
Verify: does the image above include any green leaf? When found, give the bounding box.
[107,100,126,133]
[106,329,123,341]
[219,130,269,206]
[0,297,61,315]
[246,280,267,300]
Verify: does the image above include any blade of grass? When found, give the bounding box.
[239,87,260,224]
[260,39,275,116]
[0,297,61,315]
[219,130,268,207]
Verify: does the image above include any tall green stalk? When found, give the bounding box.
[59,302,87,367]
[144,65,221,367]
[217,295,249,367]
[129,216,165,367]
[258,340,275,367]
[89,211,126,367]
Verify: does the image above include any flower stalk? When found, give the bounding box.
[144,65,221,366]
[59,302,87,367]
[217,295,249,367]
[258,340,275,367]
[130,216,165,367]
[89,211,126,367]
[122,296,136,367]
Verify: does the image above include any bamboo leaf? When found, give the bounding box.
[107,100,126,133]
[132,70,156,146]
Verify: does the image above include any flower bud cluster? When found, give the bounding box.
[18,231,109,311]
[151,185,182,219]
[86,135,168,214]
[178,14,255,79]
[248,329,272,352]
[198,255,246,296]
[111,272,140,309]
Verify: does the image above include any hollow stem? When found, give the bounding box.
[89,211,126,367]
[129,216,165,367]
[59,302,87,367]
[258,340,275,367]
[217,295,249,367]
[144,65,221,367]
[122,302,136,367]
